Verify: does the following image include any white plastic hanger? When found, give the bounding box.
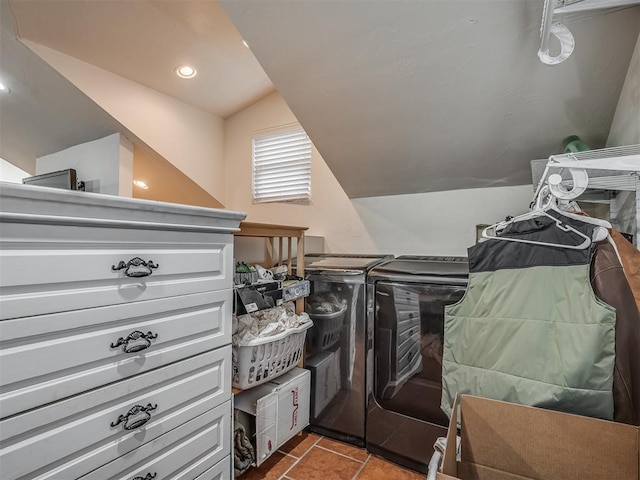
[535,185,612,230]
[482,213,592,250]
[481,187,592,250]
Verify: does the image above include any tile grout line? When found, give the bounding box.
[351,454,372,480]
[276,433,322,460]
[276,450,299,459]
[278,435,324,480]
[314,444,368,463]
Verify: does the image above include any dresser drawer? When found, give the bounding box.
[0,347,231,480]
[0,227,233,320]
[193,457,230,480]
[78,402,231,480]
[0,290,231,418]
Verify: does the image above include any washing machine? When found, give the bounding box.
[300,254,393,446]
[366,256,469,473]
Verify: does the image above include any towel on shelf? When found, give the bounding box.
[233,418,255,477]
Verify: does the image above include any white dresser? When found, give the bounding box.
[0,182,245,480]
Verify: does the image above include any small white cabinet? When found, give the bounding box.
[0,182,245,480]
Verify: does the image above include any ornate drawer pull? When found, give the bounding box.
[110,330,158,353]
[132,473,157,480]
[112,257,159,277]
[111,403,158,430]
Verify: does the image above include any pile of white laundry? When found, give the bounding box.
[232,302,312,347]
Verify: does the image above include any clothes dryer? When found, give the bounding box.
[366,256,469,473]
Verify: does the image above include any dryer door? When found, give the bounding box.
[373,281,466,423]
[366,280,466,472]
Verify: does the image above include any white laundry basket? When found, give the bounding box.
[232,321,313,390]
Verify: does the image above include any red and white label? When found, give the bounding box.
[290,387,299,430]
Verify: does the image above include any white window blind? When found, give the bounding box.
[252,129,311,202]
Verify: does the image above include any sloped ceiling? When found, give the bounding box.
[8,0,274,118]
[221,1,640,197]
[0,0,273,207]
[4,0,639,199]
[0,0,136,174]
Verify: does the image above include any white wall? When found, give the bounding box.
[25,41,226,204]
[119,137,133,197]
[352,186,533,256]
[0,158,29,183]
[606,31,639,237]
[225,92,533,256]
[36,133,132,196]
[608,32,640,146]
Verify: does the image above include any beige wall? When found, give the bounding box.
[225,92,533,256]
[132,143,223,208]
[224,91,377,252]
[24,41,226,205]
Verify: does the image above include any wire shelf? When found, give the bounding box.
[534,144,640,196]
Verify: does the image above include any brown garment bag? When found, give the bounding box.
[610,229,640,311]
[591,238,640,425]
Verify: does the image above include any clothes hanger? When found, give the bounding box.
[481,213,592,250]
[534,185,612,230]
[481,187,592,250]
[532,186,611,244]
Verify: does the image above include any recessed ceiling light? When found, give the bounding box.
[0,81,10,93]
[242,39,249,48]
[175,65,197,79]
[133,180,149,189]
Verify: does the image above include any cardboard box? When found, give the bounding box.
[306,348,341,418]
[437,395,639,480]
[234,368,311,466]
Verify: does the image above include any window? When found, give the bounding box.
[252,129,311,203]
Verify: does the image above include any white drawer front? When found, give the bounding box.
[193,457,230,480]
[0,347,231,480]
[0,230,233,320]
[78,402,231,480]
[0,290,231,418]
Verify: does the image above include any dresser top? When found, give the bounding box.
[0,182,246,233]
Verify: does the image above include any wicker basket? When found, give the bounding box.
[232,322,312,390]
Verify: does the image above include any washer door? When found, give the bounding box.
[304,272,367,444]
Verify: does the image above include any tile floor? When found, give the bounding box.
[238,431,425,480]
